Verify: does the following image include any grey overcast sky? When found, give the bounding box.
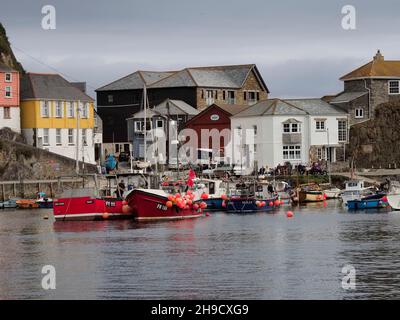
[1,0,400,100]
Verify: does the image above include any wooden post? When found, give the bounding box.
[13,183,16,197]
[50,182,53,198]
[1,183,4,201]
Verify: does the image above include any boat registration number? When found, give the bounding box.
[156,204,168,211]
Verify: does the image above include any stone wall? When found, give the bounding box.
[196,70,268,110]
[347,102,400,168]
[0,138,97,181]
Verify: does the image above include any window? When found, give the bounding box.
[205,90,214,105]
[135,121,144,132]
[5,86,12,98]
[248,91,256,101]
[228,91,235,104]
[283,122,301,133]
[223,91,226,100]
[316,148,326,160]
[82,103,89,118]
[254,144,257,153]
[43,129,49,146]
[41,101,50,117]
[283,145,301,160]
[56,129,62,145]
[156,119,164,128]
[108,95,114,103]
[253,125,258,136]
[3,107,11,119]
[5,73,12,82]
[338,120,347,142]
[55,101,63,118]
[355,108,364,119]
[389,80,400,94]
[316,120,326,131]
[82,129,87,145]
[68,129,74,145]
[68,102,75,118]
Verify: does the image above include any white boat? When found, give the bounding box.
[387,181,400,210]
[341,180,374,205]
[324,188,342,199]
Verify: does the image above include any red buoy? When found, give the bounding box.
[286,211,294,218]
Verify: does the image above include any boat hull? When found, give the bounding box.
[203,198,225,211]
[387,194,400,210]
[126,189,203,221]
[347,199,388,210]
[299,191,325,203]
[53,197,129,221]
[226,197,278,213]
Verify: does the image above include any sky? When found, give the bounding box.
[1,0,400,101]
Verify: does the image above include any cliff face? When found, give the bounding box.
[347,102,400,168]
[0,22,24,72]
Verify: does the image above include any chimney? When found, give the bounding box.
[373,50,384,61]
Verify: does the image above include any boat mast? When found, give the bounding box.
[143,85,147,164]
[327,127,332,185]
[75,100,80,175]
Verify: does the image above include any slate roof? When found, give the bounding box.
[129,99,199,119]
[340,50,400,80]
[330,91,368,103]
[20,73,94,102]
[232,98,347,117]
[97,64,269,92]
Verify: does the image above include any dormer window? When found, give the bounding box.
[355,108,364,119]
[389,80,400,95]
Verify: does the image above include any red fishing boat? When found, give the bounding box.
[125,188,204,221]
[53,196,132,221]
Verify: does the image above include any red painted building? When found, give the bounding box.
[184,104,249,159]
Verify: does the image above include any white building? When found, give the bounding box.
[230,98,349,169]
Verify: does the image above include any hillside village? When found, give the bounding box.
[1,22,400,180]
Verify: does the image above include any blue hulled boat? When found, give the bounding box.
[226,182,281,214]
[346,193,388,210]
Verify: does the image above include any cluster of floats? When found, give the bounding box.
[3,172,400,220]
[51,174,285,222]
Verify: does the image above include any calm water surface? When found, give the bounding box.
[1,201,400,300]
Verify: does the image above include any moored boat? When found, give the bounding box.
[226,182,281,213]
[0,198,18,209]
[16,199,39,209]
[323,188,342,199]
[340,180,374,205]
[125,188,204,221]
[347,193,388,210]
[292,184,326,204]
[53,195,128,221]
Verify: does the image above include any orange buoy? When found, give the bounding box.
[166,201,173,208]
[102,212,109,219]
[205,212,210,217]
[269,201,274,207]
[286,211,294,218]
[201,193,209,200]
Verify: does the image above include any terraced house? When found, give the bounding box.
[20,73,96,164]
[0,62,20,133]
[96,64,269,155]
[330,50,400,124]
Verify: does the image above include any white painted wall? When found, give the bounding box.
[231,114,348,168]
[22,128,96,164]
[0,106,21,133]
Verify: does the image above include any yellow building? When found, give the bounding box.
[20,73,97,164]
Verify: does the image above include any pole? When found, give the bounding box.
[143,85,147,163]
[327,127,332,185]
[75,100,80,175]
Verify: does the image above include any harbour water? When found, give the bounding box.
[1,201,400,300]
